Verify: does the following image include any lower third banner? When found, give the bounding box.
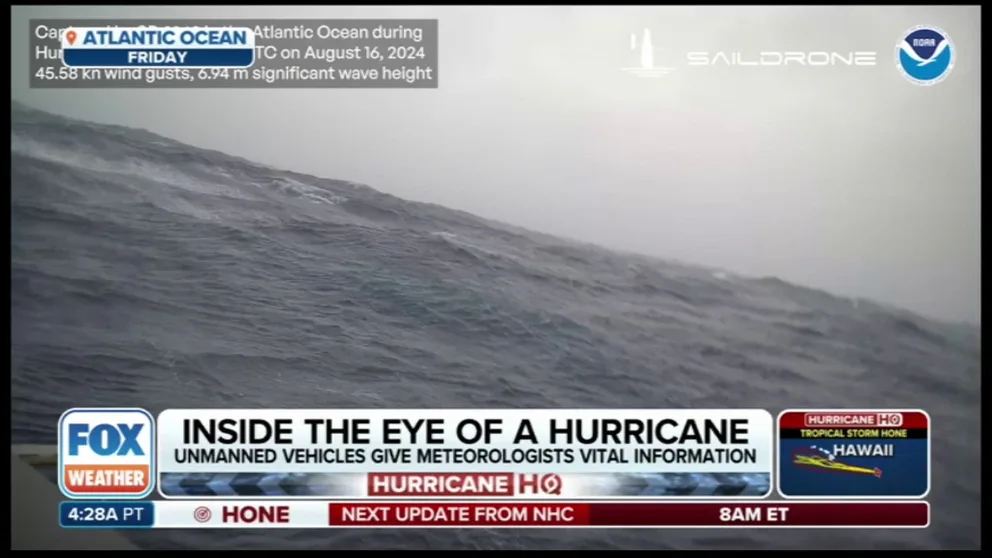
[62,500,930,528]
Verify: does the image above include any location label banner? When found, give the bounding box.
[59,500,930,529]
[776,409,930,498]
[62,27,256,69]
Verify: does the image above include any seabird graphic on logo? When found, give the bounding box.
[793,446,882,478]
[896,26,955,85]
[622,29,674,78]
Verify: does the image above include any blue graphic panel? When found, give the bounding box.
[777,410,929,498]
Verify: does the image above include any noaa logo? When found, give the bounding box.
[896,26,954,85]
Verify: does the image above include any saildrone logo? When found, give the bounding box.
[896,26,954,86]
[622,29,674,78]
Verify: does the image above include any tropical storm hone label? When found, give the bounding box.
[776,409,930,499]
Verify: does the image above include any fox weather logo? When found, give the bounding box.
[896,26,954,86]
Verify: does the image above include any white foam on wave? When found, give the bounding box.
[11,131,258,203]
[712,270,738,281]
[271,177,348,206]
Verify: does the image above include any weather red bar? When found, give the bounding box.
[779,410,929,429]
[328,501,929,528]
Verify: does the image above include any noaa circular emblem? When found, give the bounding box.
[896,26,955,85]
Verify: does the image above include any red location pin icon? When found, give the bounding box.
[66,30,77,45]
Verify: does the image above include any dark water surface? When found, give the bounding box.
[10,103,980,549]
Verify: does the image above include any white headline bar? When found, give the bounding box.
[157,408,774,474]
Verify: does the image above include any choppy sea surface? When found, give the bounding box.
[10,102,981,549]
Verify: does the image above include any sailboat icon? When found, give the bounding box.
[622,29,674,78]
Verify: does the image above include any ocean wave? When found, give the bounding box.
[10,102,980,549]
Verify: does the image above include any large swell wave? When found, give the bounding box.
[10,102,981,549]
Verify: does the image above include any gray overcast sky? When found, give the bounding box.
[10,6,981,324]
